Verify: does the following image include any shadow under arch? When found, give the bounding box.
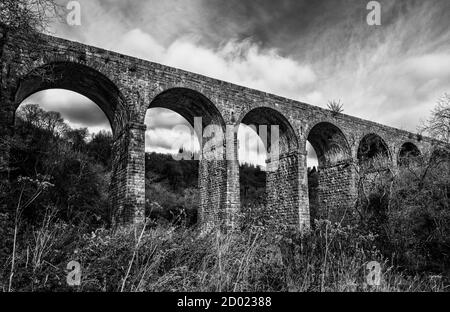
[398,142,421,166]
[357,133,391,164]
[306,121,354,223]
[14,61,128,135]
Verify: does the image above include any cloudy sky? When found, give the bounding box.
[22,0,450,167]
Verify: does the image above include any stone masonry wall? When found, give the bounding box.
[317,162,357,222]
[109,122,146,225]
[198,150,227,232]
[266,151,304,227]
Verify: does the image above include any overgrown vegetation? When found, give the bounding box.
[2,217,445,292]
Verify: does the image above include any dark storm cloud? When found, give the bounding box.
[200,0,450,59]
[200,0,340,48]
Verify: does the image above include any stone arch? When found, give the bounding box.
[14,61,128,135]
[398,142,421,166]
[238,106,299,156]
[236,106,308,229]
[356,134,393,227]
[306,122,351,168]
[9,61,147,226]
[147,87,226,141]
[146,87,233,230]
[357,133,391,168]
[306,122,355,223]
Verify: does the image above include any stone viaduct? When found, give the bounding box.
[0,27,446,231]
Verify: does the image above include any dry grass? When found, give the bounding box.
[3,217,445,292]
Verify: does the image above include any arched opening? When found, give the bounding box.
[145,88,226,228]
[306,122,351,222]
[398,142,421,167]
[11,88,113,228]
[240,107,298,156]
[357,134,392,233]
[9,62,127,226]
[357,133,391,170]
[237,107,300,226]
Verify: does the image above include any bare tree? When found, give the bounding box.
[16,103,68,136]
[419,93,450,143]
[0,0,60,34]
[16,103,43,126]
[42,111,65,134]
